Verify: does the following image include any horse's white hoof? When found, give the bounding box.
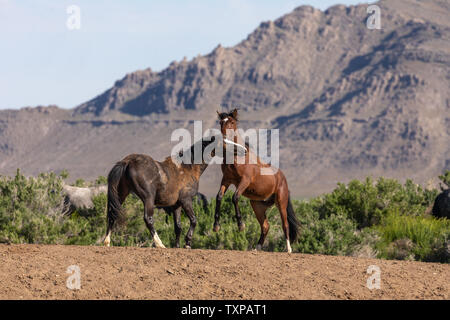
[286,240,292,254]
[103,234,111,247]
[153,232,166,248]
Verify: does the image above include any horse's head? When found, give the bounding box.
[217,108,238,138]
[178,135,217,165]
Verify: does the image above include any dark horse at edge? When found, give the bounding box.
[103,136,216,248]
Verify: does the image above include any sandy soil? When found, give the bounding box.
[0,244,448,300]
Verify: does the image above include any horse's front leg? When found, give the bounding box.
[233,178,251,232]
[213,181,230,232]
[180,199,196,249]
[172,206,182,248]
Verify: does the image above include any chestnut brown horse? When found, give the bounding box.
[103,136,216,249]
[213,109,299,253]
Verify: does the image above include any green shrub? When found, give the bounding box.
[375,210,449,263]
[94,176,108,186]
[0,170,65,243]
[0,170,447,263]
[438,170,450,189]
[318,177,437,228]
[289,197,379,256]
[74,178,86,187]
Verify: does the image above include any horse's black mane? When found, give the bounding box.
[179,138,210,167]
[218,108,239,121]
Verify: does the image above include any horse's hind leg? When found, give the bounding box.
[276,193,291,253]
[250,200,271,251]
[143,197,166,248]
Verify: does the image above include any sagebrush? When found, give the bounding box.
[0,170,448,263]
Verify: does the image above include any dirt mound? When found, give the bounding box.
[0,244,448,300]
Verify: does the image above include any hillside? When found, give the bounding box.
[0,0,449,197]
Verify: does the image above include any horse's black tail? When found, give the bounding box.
[107,161,128,229]
[287,195,299,242]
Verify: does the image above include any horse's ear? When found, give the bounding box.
[216,110,221,119]
[231,108,238,120]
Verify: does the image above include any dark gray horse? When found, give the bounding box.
[104,136,216,249]
[432,189,450,219]
[62,184,209,225]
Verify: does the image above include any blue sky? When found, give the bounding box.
[0,0,370,110]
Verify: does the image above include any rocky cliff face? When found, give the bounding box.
[1,0,449,197]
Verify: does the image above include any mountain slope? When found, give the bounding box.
[0,0,449,197]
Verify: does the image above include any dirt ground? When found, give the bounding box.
[0,244,448,300]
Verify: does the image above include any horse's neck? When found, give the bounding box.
[232,133,245,146]
[229,132,266,166]
[162,156,207,178]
